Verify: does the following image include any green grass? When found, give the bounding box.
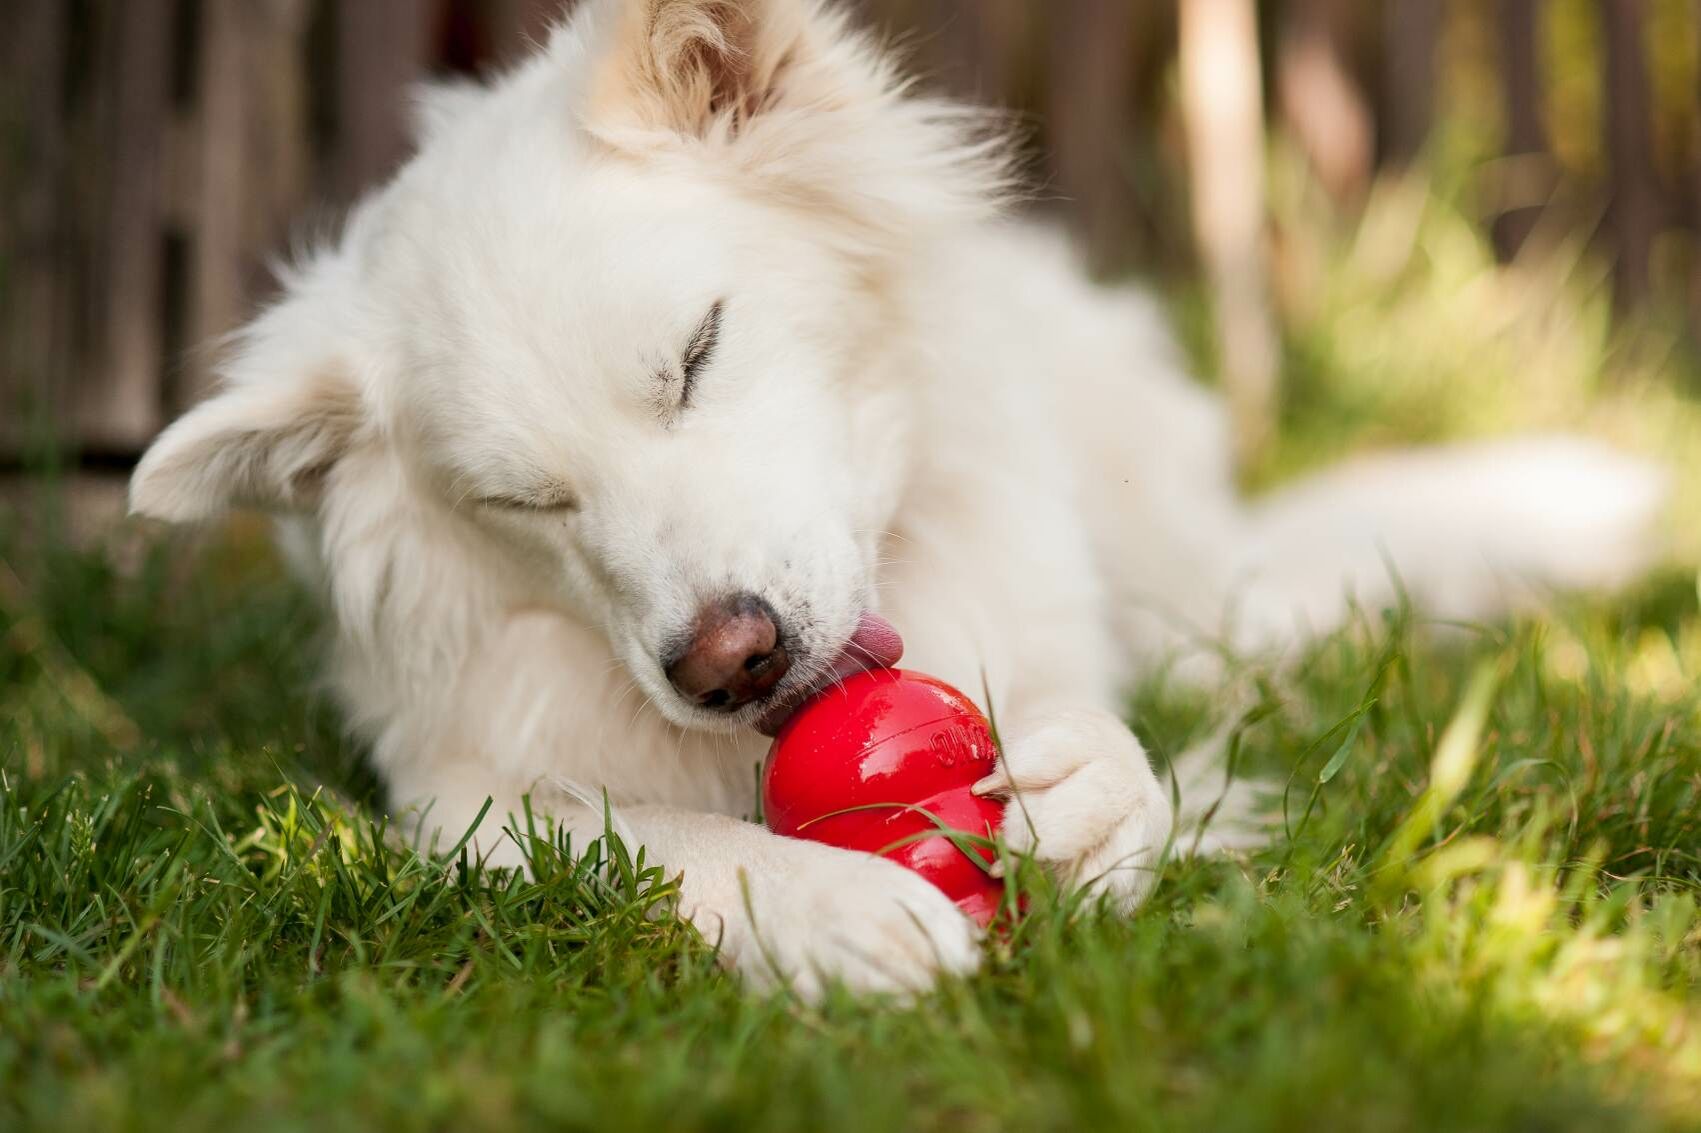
[6,154,1701,1122]
[2,502,1699,1132]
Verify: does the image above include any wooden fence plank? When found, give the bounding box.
[1383,0,1441,165]
[849,0,1038,126]
[909,0,1030,105]
[1601,0,1659,308]
[485,0,571,68]
[333,0,441,203]
[0,2,71,456]
[184,0,258,405]
[180,0,314,408]
[963,0,1030,107]
[1048,0,1140,272]
[76,0,173,451]
[1179,0,1279,467]
[1692,0,1701,328]
[1494,0,1548,260]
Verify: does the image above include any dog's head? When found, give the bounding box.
[129,0,1007,731]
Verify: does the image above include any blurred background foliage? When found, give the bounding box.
[1,0,1698,519]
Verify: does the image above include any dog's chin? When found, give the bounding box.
[641,685,746,733]
[637,669,794,734]
[643,667,822,736]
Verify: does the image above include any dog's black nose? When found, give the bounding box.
[664,594,791,713]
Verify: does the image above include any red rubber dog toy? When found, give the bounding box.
[762,667,1007,927]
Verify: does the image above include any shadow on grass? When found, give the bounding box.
[1,513,377,803]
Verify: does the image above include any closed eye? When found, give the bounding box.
[474,486,579,513]
[678,301,724,409]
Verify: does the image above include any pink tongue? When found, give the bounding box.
[824,611,905,683]
[756,612,904,736]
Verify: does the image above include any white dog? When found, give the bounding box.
[129,0,1665,998]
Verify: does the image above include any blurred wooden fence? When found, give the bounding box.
[0,0,560,462]
[2,0,1698,466]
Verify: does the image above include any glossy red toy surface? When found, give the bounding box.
[763,668,1007,926]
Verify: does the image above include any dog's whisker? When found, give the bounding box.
[841,639,882,668]
[622,683,655,736]
[854,527,912,546]
[608,677,640,719]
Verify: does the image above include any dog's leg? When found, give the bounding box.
[616,804,982,999]
[397,777,982,999]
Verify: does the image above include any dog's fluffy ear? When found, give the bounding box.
[130,276,371,524]
[577,0,1014,260]
[130,369,365,523]
[588,0,811,138]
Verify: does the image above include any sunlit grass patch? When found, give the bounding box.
[1176,148,1701,566]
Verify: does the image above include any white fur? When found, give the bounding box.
[130,0,1667,999]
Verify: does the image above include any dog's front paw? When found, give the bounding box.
[976,708,1174,912]
[704,837,982,1001]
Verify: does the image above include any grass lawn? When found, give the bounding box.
[5,198,1701,1127]
[2,500,1698,1132]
